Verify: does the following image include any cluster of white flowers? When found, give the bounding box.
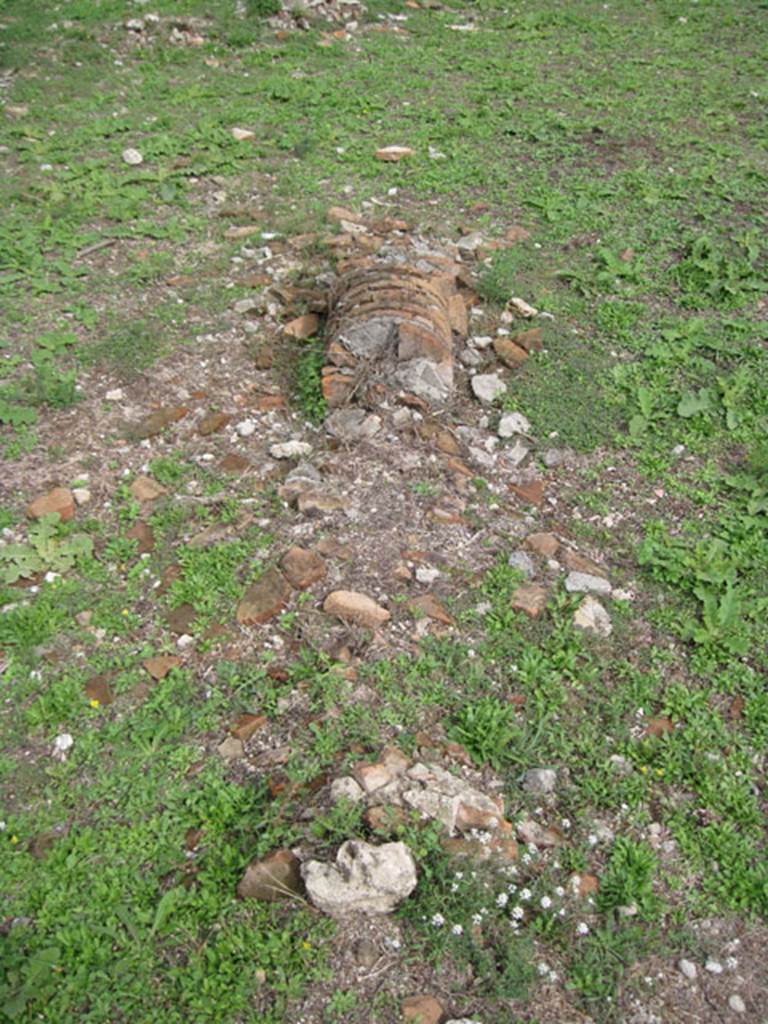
[431,913,445,927]
[576,922,589,936]
[496,892,509,908]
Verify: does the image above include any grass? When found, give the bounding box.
[1,0,767,1020]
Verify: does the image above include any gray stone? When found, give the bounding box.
[523,768,557,795]
[573,595,612,637]
[270,440,313,460]
[326,408,381,442]
[728,995,746,1014]
[498,411,531,437]
[122,147,143,165]
[460,348,482,367]
[507,551,535,578]
[705,959,723,974]
[395,359,451,404]
[542,447,568,468]
[678,958,697,980]
[457,231,484,255]
[330,776,365,804]
[302,840,417,915]
[564,572,611,596]
[501,439,529,468]
[402,787,460,832]
[471,373,507,404]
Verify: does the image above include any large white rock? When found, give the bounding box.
[302,840,417,915]
[471,373,507,404]
[498,411,531,437]
[573,595,613,637]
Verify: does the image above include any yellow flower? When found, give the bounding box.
[121,609,130,616]
[640,766,648,774]
[302,941,312,951]
[656,768,664,776]
[10,835,19,845]
[89,699,100,709]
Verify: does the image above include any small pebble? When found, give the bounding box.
[728,995,745,1014]
[678,958,697,980]
[705,959,723,975]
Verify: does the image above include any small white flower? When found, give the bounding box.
[512,906,525,920]
[431,913,445,927]
[588,833,598,847]
[537,962,550,976]
[561,819,571,830]
[555,886,565,898]
[520,888,532,901]
[496,892,509,908]
[725,956,738,970]
[558,907,566,917]
[527,843,538,855]
[452,923,463,935]
[472,913,483,925]
[577,922,589,936]
[548,970,558,983]
[540,896,552,909]
[521,853,532,865]
[454,872,464,880]
[450,883,459,893]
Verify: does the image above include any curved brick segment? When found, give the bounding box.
[325,244,466,407]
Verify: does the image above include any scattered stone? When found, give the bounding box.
[471,373,507,404]
[330,776,365,803]
[375,145,415,161]
[507,551,534,578]
[513,327,544,352]
[401,995,444,1024]
[105,388,124,401]
[497,411,531,437]
[235,419,257,437]
[516,818,564,848]
[542,447,568,468]
[493,336,528,368]
[27,488,75,522]
[501,439,529,467]
[563,549,607,577]
[508,296,538,318]
[301,840,417,915]
[297,491,348,514]
[129,475,167,503]
[236,568,291,625]
[220,453,251,474]
[237,849,303,901]
[85,674,115,706]
[230,713,267,742]
[510,480,545,506]
[523,768,557,795]
[234,297,261,316]
[270,440,313,460]
[573,596,612,637]
[564,571,611,596]
[408,594,454,625]
[728,995,746,1014]
[326,408,381,442]
[678,958,697,980]
[705,959,723,975]
[52,733,74,760]
[231,127,255,141]
[323,590,391,629]
[524,532,558,558]
[354,761,396,794]
[198,412,231,436]
[217,736,244,761]
[130,406,188,440]
[72,488,91,506]
[280,547,326,589]
[143,655,181,680]
[457,231,484,254]
[122,147,143,165]
[283,313,320,339]
[510,584,548,618]
[415,565,440,585]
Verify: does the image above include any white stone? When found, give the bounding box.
[235,419,257,437]
[728,995,746,1014]
[573,595,612,637]
[565,572,612,596]
[498,412,531,437]
[678,958,697,980]
[523,768,557,795]
[471,373,507,404]
[233,297,259,314]
[415,566,440,585]
[121,147,143,166]
[508,296,538,317]
[231,127,255,141]
[705,959,723,974]
[105,388,124,401]
[302,840,417,915]
[270,440,313,460]
[470,335,494,350]
[502,439,529,467]
[508,551,534,578]
[52,733,74,760]
[330,776,365,804]
[72,488,91,506]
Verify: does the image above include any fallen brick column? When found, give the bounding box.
[323,246,468,407]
